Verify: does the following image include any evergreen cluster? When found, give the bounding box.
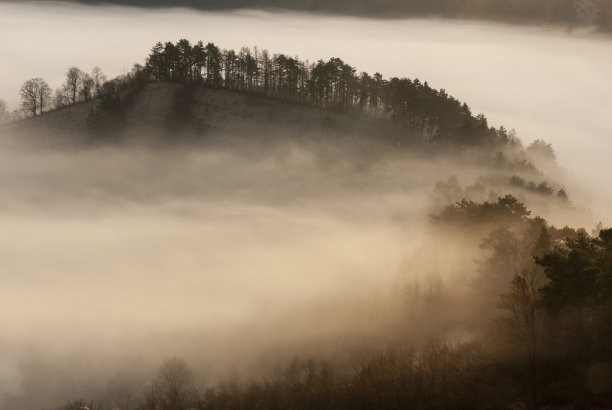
[144,39,515,146]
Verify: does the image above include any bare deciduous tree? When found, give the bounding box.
[63,66,83,105]
[91,66,107,97]
[20,78,51,116]
[498,269,544,409]
[150,357,196,410]
[59,399,102,410]
[53,87,69,109]
[80,71,95,102]
[20,79,39,117]
[37,80,52,113]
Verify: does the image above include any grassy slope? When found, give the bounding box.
[3,82,408,149]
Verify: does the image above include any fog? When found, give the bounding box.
[0,2,611,409]
[1,2,611,211]
[0,129,596,408]
[0,133,492,408]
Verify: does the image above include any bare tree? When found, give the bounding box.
[80,71,95,102]
[91,66,107,97]
[151,357,196,410]
[63,66,83,105]
[37,80,52,113]
[20,79,39,116]
[59,399,102,410]
[53,87,69,109]
[20,78,51,116]
[498,269,544,409]
[107,372,140,410]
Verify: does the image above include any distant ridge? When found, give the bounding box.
[6,0,611,31]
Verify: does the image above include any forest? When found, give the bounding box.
[49,196,612,410]
[143,39,510,146]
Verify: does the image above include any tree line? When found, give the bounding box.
[431,194,612,408]
[8,39,518,147]
[7,66,119,121]
[143,39,513,146]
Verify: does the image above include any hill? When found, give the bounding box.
[5,82,408,149]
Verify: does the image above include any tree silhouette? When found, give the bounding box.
[87,81,125,136]
[498,269,544,408]
[526,139,556,163]
[150,357,196,410]
[63,66,83,105]
[20,78,52,116]
[138,39,521,147]
[205,42,223,87]
[80,71,95,102]
[91,66,107,96]
[14,38,541,151]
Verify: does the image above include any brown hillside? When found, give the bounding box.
[3,82,405,149]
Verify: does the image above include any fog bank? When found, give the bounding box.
[0,127,584,408]
[1,2,611,212]
[0,135,445,408]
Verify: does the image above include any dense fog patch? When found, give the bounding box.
[0,135,424,407]
[0,128,582,408]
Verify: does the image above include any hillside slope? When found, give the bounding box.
[4,82,406,149]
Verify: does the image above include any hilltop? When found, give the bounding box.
[3,38,573,215]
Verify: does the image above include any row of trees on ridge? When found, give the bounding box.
[11,66,108,119]
[142,39,515,146]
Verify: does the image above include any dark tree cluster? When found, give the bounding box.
[431,194,532,226]
[509,175,569,200]
[493,150,540,174]
[444,196,612,407]
[144,39,514,146]
[58,345,508,410]
[196,345,505,410]
[55,66,108,108]
[86,64,150,137]
[19,78,52,117]
[538,228,612,365]
[525,139,556,162]
[87,82,126,137]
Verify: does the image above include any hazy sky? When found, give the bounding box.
[1,2,611,209]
